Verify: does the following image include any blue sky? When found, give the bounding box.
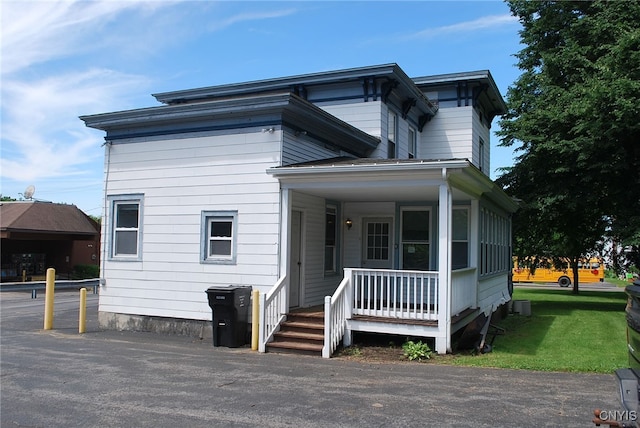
[1,1,522,216]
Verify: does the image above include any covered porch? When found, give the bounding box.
[259,158,514,357]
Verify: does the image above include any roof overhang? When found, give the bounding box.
[412,70,507,120]
[152,63,438,121]
[80,93,380,157]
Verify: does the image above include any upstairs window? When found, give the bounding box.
[408,127,417,159]
[387,111,397,159]
[479,137,485,172]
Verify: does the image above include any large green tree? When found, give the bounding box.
[497,0,640,292]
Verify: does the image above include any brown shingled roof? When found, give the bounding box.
[0,202,99,237]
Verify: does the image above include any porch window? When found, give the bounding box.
[108,194,143,261]
[452,208,469,269]
[201,211,237,264]
[408,127,416,159]
[387,110,397,159]
[325,206,337,273]
[479,207,510,276]
[401,209,430,270]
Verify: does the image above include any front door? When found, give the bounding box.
[289,210,303,308]
[362,217,393,269]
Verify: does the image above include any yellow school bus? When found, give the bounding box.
[512,257,605,287]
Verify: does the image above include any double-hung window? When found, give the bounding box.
[109,195,143,260]
[387,111,397,159]
[408,127,417,159]
[452,208,469,269]
[324,205,338,274]
[201,211,237,264]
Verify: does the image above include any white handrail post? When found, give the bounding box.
[322,295,331,358]
[342,268,353,347]
[258,292,266,352]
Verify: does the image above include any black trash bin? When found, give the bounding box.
[205,285,252,347]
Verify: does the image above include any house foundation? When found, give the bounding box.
[98,312,213,340]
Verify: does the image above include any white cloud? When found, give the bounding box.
[1,1,154,75]
[0,0,175,185]
[208,8,297,31]
[407,14,519,40]
[1,68,150,181]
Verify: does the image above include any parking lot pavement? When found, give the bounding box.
[0,291,625,427]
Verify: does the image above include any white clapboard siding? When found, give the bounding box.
[420,106,473,161]
[282,132,341,165]
[477,273,510,314]
[101,131,283,320]
[472,108,491,174]
[318,101,383,138]
[291,191,342,306]
[342,202,397,268]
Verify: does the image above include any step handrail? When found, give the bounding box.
[323,268,352,358]
[258,275,288,352]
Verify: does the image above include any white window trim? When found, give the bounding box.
[408,127,417,159]
[399,207,431,270]
[201,211,238,265]
[387,110,397,159]
[107,194,143,262]
[324,204,341,276]
[452,207,470,270]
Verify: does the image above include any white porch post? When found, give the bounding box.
[280,188,291,312]
[437,171,452,353]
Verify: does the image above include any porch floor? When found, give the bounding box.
[290,306,477,327]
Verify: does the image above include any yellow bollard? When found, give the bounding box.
[79,288,87,334]
[22,270,26,282]
[43,268,55,330]
[251,289,259,351]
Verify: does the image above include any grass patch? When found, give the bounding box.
[607,277,636,288]
[446,288,629,373]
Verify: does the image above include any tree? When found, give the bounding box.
[497,0,640,293]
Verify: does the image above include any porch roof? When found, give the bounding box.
[267,157,518,211]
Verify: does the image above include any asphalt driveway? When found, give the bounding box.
[0,291,623,427]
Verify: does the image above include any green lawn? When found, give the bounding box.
[446,288,629,373]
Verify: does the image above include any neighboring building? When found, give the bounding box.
[0,201,100,281]
[80,63,517,356]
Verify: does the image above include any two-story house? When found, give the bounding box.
[81,64,516,357]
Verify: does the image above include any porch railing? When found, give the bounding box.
[451,267,477,315]
[258,275,288,353]
[351,268,439,321]
[322,271,352,358]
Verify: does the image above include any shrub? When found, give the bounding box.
[72,264,99,279]
[402,340,432,361]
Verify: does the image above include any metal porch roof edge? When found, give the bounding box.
[267,157,519,213]
[266,158,472,176]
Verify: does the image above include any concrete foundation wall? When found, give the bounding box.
[98,311,213,340]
